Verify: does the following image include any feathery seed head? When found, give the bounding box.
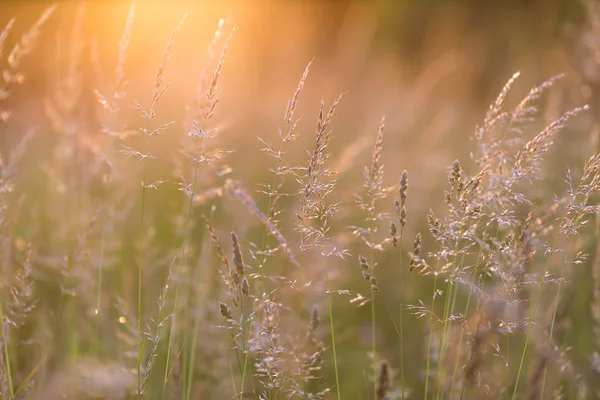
[231,231,245,277]
[409,233,423,272]
[359,255,369,271]
[390,221,397,246]
[399,170,408,204]
[370,276,378,291]
[400,206,407,227]
[449,160,463,195]
[414,233,422,255]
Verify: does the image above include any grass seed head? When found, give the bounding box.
[218,302,232,319]
[241,277,249,296]
[231,231,245,277]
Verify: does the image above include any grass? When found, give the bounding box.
[3,1,600,399]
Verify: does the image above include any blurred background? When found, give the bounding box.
[1,0,599,398]
[1,0,596,218]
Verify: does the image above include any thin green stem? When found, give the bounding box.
[435,251,465,400]
[68,294,78,363]
[230,363,238,397]
[0,301,13,399]
[397,242,409,400]
[424,273,438,400]
[326,268,342,400]
[505,333,510,400]
[95,179,108,337]
[238,173,279,398]
[238,319,253,400]
[540,237,573,399]
[137,136,149,399]
[448,223,499,398]
[371,285,377,400]
[433,278,454,398]
[454,289,473,400]
[95,146,112,355]
[399,298,405,399]
[512,230,561,400]
[369,210,376,400]
[185,216,209,400]
[163,161,200,399]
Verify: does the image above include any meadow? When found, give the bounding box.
[0,0,600,399]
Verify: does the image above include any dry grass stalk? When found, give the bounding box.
[225,179,299,266]
[296,94,344,251]
[359,255,378,292]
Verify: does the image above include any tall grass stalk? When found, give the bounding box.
[185,210,209,400]
[163,158,198,399]
[326,268,342,400]
[540,237,573,398]
[424,272,439,399]
[511,229,561,399]
[448,223,501,398]
[505,332,510,400]
[95,133,117,357]
[455,290,473,400]
[371,285,377,400]
[137,135,150,399]
[433,244,462,399]
[238,323,253,400]
[433,279,455,398]
[238,170,278,396]
[0,301,13,399]
[96,0,135,353]
[398,246,410,399]
[237,178,275,398]
[95,164,109,346]
[370,229,377,400]
[229,363,238,397]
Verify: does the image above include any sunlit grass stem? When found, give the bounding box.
[0,301,14,399]
[424,272,438,400]
[511,229,561,400]
[137,135,150,399]
[163,160,200,399]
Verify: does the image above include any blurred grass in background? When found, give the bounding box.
[1,0,600,399]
